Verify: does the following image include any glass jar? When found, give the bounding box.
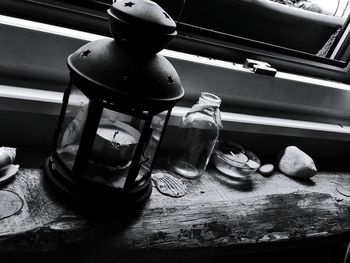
[169,92,222,179]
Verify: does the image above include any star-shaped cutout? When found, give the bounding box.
[167,76,174,85]
[163,12,170,19]
[124,1,135,7]
[81,49,91,57]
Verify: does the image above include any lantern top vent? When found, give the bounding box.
[108,0,177,54]
[67,39,184,111]
[67,0,184,112]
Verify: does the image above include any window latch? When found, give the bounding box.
[243,59,277,76]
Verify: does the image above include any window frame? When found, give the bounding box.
[1,0,350,82]
[1,15,350,135]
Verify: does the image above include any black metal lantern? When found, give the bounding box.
[44,0,184,204]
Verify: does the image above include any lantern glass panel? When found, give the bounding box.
[142,112,167,170]
[56,85,90,171]
[83,108,144,188]
[130,111,167,183]
[84,109,167,189]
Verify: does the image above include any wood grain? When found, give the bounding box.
[0,162,349,258]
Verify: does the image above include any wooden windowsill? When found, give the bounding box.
[0,147,349,262]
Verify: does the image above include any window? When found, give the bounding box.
[3,0,350,82]
[1,0,350,160]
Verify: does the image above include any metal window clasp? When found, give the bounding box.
[243,59,277,76]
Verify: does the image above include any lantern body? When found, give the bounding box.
[44,0,184,203]
[48,82,171,202]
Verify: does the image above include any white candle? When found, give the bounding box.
[97,127,137,147]
[91,121,140,169]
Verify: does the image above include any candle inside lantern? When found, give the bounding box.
[91,121,140,170]
[98,127,137,147]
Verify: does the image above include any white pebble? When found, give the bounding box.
[259,164,274,176]
[278,146,317,179]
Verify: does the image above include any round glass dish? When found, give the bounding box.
[211,141,260,179]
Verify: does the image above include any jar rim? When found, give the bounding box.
[200,92,221,106]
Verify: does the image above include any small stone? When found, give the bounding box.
[278,146,317,179]
[247,159,260,169]
[259,164,274,176]
[226,151,248,163]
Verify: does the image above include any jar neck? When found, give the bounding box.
[198,92,221,107]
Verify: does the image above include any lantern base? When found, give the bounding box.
[44,156,152,206]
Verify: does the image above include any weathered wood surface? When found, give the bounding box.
[0,158,349,257]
